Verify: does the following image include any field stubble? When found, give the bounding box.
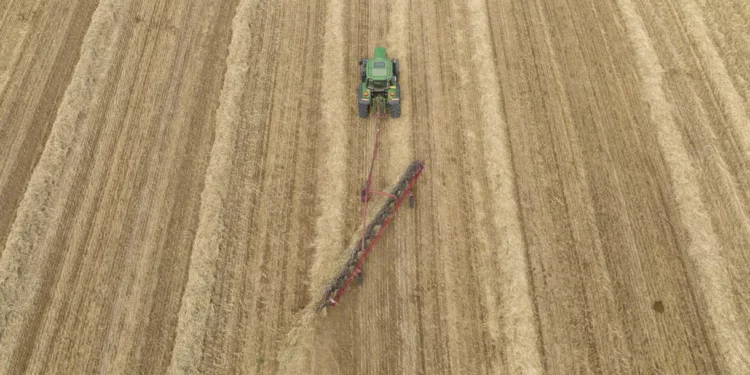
[0,0,748,374]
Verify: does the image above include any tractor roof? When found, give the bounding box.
[371,61,388,77]
[368,47,391,80]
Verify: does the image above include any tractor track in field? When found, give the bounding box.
[1,0,749,373]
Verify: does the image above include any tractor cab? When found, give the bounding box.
[358,47,401,118]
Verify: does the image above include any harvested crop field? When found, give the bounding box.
[1,0,749,373]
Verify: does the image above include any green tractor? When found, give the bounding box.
[358,47,400,119]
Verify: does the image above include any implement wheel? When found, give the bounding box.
[409,191,415,208]
[357,269,364,285]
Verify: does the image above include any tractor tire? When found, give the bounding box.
[393,58,400,78]
[360,59,368,81]
[390,102,401,118]
[358,103,369,118]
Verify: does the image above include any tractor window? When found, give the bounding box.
[371,61,388,77]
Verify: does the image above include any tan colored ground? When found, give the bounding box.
[0,0,749,374]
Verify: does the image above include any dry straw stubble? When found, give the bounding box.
[167,0,258,373]
[385,1,419,372]
[617,0,750,372]
[680,0,750,163]
[308,0,349,299]
[0,0,130,372]
[278,0,347,372]
[465,0,544,373]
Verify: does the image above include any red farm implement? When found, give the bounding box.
[318,127,424,311]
